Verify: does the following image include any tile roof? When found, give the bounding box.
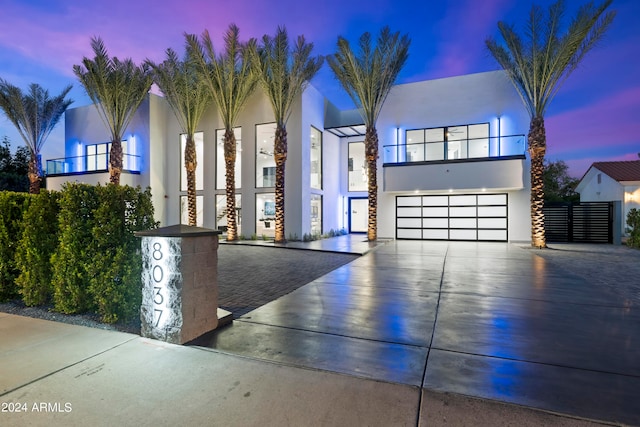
[592,160,640,182]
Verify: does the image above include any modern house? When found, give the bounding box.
[46,70,532,242]
[576,160,640,238]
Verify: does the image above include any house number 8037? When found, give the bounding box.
[151,242,164,328]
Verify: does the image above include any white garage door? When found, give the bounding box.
[396,194,508,241]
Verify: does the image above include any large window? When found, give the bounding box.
[404,123,489,162]
[85,140,131,171]
[180,132,204,192]
[311,194,322,235]
[310,126,322,189]
[216,194,241,235]
[86,143,109,171]
[256,193,275,238]
[216,128,241,190]
[256,123,277,188]
[348,141,367,192]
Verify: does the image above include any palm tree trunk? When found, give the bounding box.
[109,138,123,185]
[528,116,546,248]
[274,124,287,243]
[28,152,41,194]
[224,128,238,241]
[365,126,378,241]
[184,134,197,226]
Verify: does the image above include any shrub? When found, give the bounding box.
[51,183,100,314]
[87,185,157,323]
[627,208,640,249]
[0,191,28,301]
[15,191,61,305]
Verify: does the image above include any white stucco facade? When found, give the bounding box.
[47,70,532,243]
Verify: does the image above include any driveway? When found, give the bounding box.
[193,240,640,426]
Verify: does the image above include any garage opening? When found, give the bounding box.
[396,194,508,241]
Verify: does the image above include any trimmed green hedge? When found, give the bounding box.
[51,184,100,314]
[88,185,157,323]
[15,190,60,306]
[1,184,157,323]
[0,191,28,301]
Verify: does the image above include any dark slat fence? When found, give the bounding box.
[543,202,613,243]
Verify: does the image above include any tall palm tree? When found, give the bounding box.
[328,27,410,241]
[0,81,72,194]
[146,48,212,226]
[73,37,153,185]
[186,25,259,241]
[251,26,323,242]
[486,0,615,248]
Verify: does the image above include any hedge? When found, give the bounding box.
[15,190,61,306]
[0,191,28,301]
[1,183,157,323]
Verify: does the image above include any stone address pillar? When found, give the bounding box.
[135,225,232,344]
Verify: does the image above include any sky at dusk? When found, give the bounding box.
[0,0,638,177]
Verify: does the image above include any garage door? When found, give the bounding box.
[396,194,508,241]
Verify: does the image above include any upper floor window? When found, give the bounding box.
[405,123,490,162]
[86,140,133,171]
[348,141,367,192]
[310,126,322,190]
[256,123,277,188]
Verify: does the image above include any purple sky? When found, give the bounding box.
[0,0,638,177]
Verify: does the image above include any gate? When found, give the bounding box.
[543,202,613,243]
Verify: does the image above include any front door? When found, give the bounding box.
[349,198,368,233]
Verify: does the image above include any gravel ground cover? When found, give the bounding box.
[0,245,359,334]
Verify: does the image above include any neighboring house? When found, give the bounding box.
[46,70,531,242]
[576,160,640,238]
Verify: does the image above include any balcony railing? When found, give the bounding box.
[46,153,141,175]
[383,134,526,164]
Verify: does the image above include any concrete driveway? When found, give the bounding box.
[195,240,640,426]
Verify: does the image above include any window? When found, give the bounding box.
[256,193,275,238]
[216,194,241,235]
[180,132,204,192]
[348,141,367,191]
[310,126,322,189]
[86,143,109,171]
[311,194,322,235]
[216,128,241,190]
[404,123,489,162]
[180,195,204,227]
[256,123,277,188]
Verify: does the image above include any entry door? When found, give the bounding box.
[349,198,368,233]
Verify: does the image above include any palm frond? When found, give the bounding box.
[73,36,152,141]
[253,26,324,125]
[0,79,72,157]
[145,47,212,137]
[327,26,409,126]
[486,0,615,118]
[186,25,258,129]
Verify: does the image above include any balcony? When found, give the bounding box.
[383,134,526,164]
[46,153,141,176]
[383,134,527,193]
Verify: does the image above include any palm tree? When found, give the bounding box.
[0,81,72,194]
[146,48,212,226]
[328,27,410,241]
[486,0,615,248]
[73,37,153,185]
[251,27,324,242]
[186,25,259,241]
